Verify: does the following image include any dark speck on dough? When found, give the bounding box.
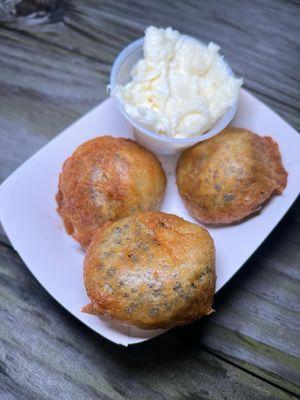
[106,267,116,277]
[214,183,221,192]
[199,203,208,210]
[173,282,187,298]
[128,254,138,262]
[223,193,235,202]
[148,281,163,296]
[198,267,212,282]
[149,307,159,317]
[158,221,166,228]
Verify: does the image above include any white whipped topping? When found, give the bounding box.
[115,26,242,138]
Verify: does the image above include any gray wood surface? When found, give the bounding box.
[0,0,299,399]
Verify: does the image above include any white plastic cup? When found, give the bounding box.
[110,37,238,155]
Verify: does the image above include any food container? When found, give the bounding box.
[109,37,238,155]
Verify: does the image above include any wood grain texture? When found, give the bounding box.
[0,0,299,399]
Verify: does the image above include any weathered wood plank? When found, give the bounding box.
[0,242,297,400]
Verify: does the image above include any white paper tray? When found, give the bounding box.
[0,89,299,346]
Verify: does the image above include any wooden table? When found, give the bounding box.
[0,1,299,399]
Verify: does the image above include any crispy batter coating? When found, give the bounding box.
[56,136,166,248]
[176,127,287,224]
[83,211,215,329]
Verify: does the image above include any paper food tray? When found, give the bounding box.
[0,89,299,346]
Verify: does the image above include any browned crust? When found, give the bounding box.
[176,127,288,225]
[83,211,216,329]
[56,136,166,248]
[261,136,287,194]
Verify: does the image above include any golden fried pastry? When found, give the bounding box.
[56,136,166,248]
[176,127,287,224]
[83,211,215,329]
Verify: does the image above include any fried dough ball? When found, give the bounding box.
[176,127,287,224]
[56,136,166,248]
[83,211,215,329]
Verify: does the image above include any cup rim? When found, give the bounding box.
[110,36,238,144]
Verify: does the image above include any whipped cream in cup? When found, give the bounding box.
[110,26,242,155]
